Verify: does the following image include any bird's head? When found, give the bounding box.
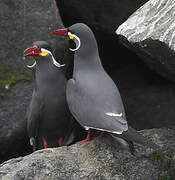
[51,23,97,52]
[24,41,53,57]
[23,41,65,68]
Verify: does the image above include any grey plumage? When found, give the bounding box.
[65,23,158,151]
[25,41,82,150]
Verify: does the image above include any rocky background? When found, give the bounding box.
[0,0,175,179]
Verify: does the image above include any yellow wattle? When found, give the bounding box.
[40,51,48,56]
[69,34,75,39]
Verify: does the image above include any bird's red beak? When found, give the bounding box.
[23,45,41,57]
[50,28,68,36]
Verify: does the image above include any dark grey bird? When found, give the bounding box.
[23,41,84,151]
[51,24,158,151]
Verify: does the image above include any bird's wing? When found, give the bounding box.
[66,78,128,134]
[26,90,42,149]
[66,79,80,122]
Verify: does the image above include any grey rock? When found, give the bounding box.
[57,0,148,34]
[0,128,174,180]
[116,0,175,81]
[0,82,33,164]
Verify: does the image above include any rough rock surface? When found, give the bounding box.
[0,82,33,164]
[116,0,175,81]
[57,0,148,34]
[0,128,174,180]
[0,0,70,163]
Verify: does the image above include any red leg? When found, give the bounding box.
[99,132,108,137]
[58,138,64,146]
[43,140,48,148]
[76,129,94,143]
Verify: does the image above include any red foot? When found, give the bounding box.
[76,129,94,143]
[58,138,64,146]
[43,140,48,148]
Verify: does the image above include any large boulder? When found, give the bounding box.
[111,63,175,130]
[0,128,174,179]
[116,0,175,82]
[56,0,148,34]
[0,0,70,163]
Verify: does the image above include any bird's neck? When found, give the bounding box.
[73,35,105,76]
[35,63,65,86]
[73,50,104,78]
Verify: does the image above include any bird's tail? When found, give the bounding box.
[112,126,159,149]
